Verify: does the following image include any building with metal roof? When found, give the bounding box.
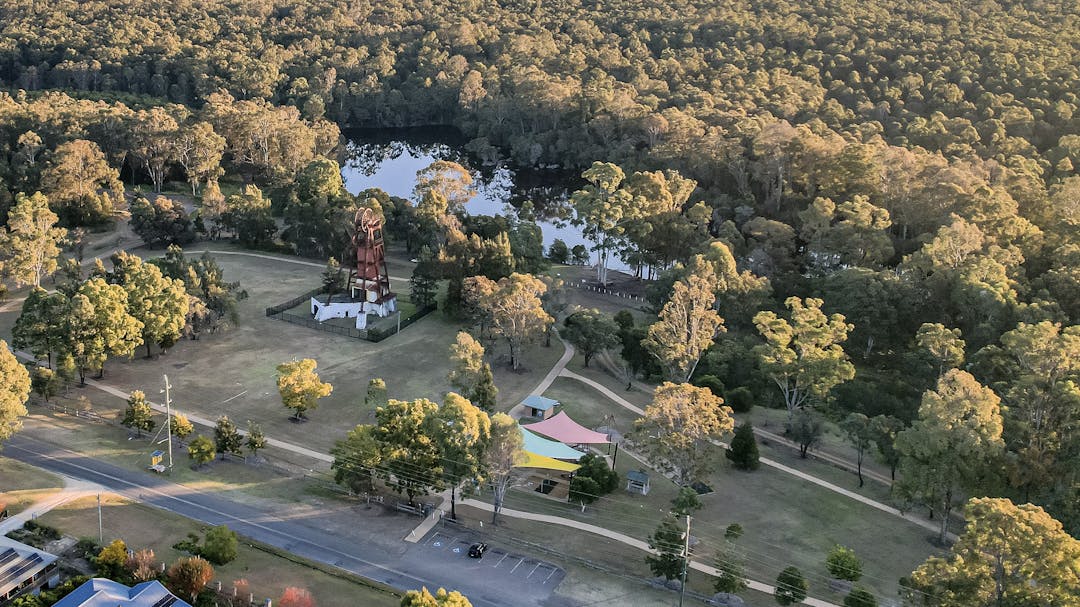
[521,395,560,419]
[53,579,191,607]
[0,534,60,603]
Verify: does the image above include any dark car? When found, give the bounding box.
[468,542,488,558]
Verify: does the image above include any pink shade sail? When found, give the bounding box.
[522,411,611,445]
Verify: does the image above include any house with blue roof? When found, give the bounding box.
[53,579,191,607]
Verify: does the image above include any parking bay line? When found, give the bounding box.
[493,553,508,567]
[543,567,557,583]
[509,558,525,574]
[526,563,541,579]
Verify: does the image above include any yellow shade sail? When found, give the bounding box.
[515,450,581,472]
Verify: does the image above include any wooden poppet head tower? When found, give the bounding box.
[349,208,396,317]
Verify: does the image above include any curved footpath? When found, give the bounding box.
[12,351,333,464]
[458,498,841,607]
[593,352,895,487]
[557,364,943,537]
[10,248,942,606]
[0,474,105,535]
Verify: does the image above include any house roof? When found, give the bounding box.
[54,579,192,607]
[521,395,559,411]
[0,535,58,598]
[519,427,584,461]
[626,470,650,483]
[523,412,611,445]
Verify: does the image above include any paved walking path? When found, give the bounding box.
[459,498,840,607]
[413,336,576,541]
[13,351,333,465]
[194,249,411,284]
[592,351,896,487]
[531,339,575,397]
[556,367,947,538]
[559,368,644,415]
[403,489,453,543]
[0,474,105,535]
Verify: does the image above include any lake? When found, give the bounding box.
[340,127,627,269]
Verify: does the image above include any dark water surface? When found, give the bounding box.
[341,127,602,262]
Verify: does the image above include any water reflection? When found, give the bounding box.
[340,128,595,259]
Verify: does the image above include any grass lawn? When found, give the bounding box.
[452,503,763,606]
[0,457,62,516]
[1,247,565,464]
[541,377,641,431]
[529,369,944,604]
[744,405,896,482]
[546,265,654,320]
[20,404,333,510]
[38,494,400,607]
[494,446,940,603]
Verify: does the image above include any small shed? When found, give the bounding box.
[626,470,651,495]
[522,395,560,420]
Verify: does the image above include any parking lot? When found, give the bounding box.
[421,530,565,587]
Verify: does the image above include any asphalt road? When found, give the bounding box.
[4,435,565,607]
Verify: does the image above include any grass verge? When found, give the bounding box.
[38,494,400,607]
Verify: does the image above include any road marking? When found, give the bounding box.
[221,390,247,403]
[526,563,540,578]
[494,553,508,567]
[544,567,557,582]
[7,439,425,586]
[509,558,524,573]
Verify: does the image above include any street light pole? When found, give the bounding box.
[97,493,103,544]
[163,374,173,470]
[678,514,690,607]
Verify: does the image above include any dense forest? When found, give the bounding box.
[0,0,1078,592]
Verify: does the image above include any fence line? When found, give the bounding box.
[565,279,648,303]
[264,286,327,316]
[265,289,434,343]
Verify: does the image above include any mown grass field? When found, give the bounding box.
[3,245,563,462]
[530,356,943,603]
[0,457,62,516]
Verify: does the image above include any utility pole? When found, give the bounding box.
[162,374,173,470]
[97,493,103,544]
[678,514,691,607]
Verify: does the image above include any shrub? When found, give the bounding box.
[844,586,877,607]
[166,557,214,602]
[22,520,60,540]
[568,453,619,506]
[188,435,215,466]
[201,525,238,565]
[278,587,315,607]
[95,539,129,580]
[75,538,100,558]
[726,423,760,471]
[693,375,725,398]
[774,567,807,605]
[826,545,862,581]
[725,387,755,413]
